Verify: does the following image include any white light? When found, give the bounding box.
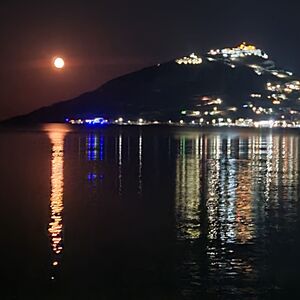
[54,57,64,69]
[176,53,202,65]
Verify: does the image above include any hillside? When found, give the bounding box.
[4,43,300,125]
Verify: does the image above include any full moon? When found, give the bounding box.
[53,57,65,69]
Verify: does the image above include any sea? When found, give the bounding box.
[1,124,300,299]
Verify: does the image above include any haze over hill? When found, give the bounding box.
[4,43,300,125]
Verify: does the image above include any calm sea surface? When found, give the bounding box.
[1,124,300,299]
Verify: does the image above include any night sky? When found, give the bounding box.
[0,0,299,120]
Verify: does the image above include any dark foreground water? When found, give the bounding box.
[1,124,300,299]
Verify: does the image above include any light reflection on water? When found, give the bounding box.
[45,125,68,278]
[174,132,300,297]
[175,136,201,240]
[175,134,299,242]
[40,128,300,297]
[138,132,143,195]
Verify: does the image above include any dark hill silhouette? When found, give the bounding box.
[3,49,298,124]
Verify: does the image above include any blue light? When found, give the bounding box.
[87,134,98,161]
[87,172,97,181]
[68,116,109,126]
[84,117,108,126]
[100,136,104,161]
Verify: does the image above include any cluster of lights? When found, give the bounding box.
[201,107,220,116]
[208,118,300,128]
[173,44,298,125]
[248,65,293,78]
[66,115,300,129]
[266,82,279,92]
[174,44,293,86]
[184,105,238,118]
[208,43,269,60]
[251,106,273,115]
[268,93,286,103]
[176,53,202,65]
[114,118,145,125]
[173,44,298,126]
[187,97,228,117]
[250,94,262,98]
[85,117,108,125]
[248,64,264,75]
[65,63,300,130]
[67,117,108,125]
[67,117,153,126]
[267,81,300,93]
[266,81,300,103]
[286,81,300,91]
[190,118,300,128]
[271,70,293,79]
[244,102,281,115]
[181,110,200,116]
[200,97,223,106]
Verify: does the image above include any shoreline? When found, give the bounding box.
[1,122,300,135]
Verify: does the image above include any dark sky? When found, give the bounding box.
[0,0,299,120]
